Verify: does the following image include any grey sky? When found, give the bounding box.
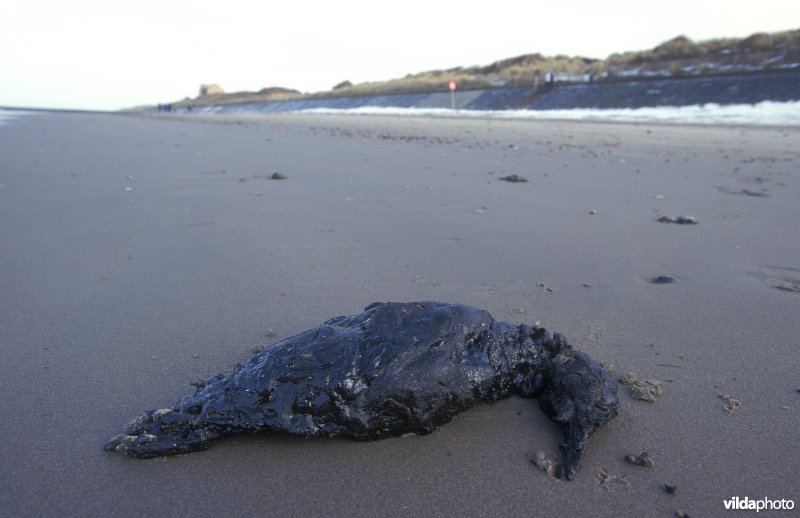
[1,0,797,110]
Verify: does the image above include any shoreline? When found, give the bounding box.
[5,98,800,128]
[132,100,800,128]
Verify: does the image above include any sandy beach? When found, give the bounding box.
[1,110,798,516]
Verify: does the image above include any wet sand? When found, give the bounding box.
[1,110,798,516]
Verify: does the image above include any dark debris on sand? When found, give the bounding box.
[657,215,698,224]
[650,275,676,284]
[499,174,528,183]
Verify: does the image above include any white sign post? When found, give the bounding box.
[449,80,457,110]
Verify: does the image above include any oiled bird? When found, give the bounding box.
[105,301,619,480]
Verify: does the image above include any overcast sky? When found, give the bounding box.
[1,0,797,110]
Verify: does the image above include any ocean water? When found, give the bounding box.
[0,109,14,126]
[0,108,29,126]
[298,101,800,126]
[3,102,799,127]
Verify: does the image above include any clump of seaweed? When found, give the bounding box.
[597,468,630,492]
[657,215,698,224]
[528,449,560,478]
[717,393,741,415]
[617,371,663,402]
[625,451,655,467]
[630,379,663,402]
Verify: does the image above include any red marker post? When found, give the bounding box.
[449,80,457,110]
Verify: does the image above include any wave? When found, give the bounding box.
[297,101,800,126]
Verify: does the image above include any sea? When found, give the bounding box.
[297,100,800,126]
[3,102,800,126]
[0,108,36,126]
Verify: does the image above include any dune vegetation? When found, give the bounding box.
[177,28,799,108]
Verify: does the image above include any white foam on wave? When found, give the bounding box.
[298,101,800,126]
[0,108,30,127]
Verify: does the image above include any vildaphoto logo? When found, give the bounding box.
[723,496,795,512]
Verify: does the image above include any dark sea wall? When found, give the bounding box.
[532,70,800,109]
[184,70,800,114]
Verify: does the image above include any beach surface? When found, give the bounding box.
[1,110,798,516]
